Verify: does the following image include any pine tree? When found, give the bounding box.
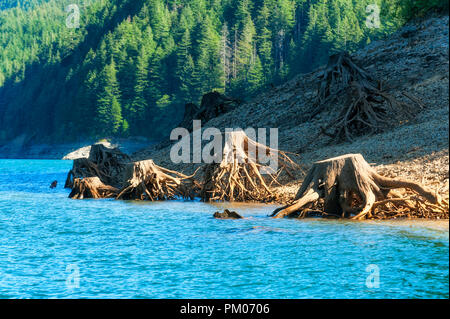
[195,14,223,94]
[247,53,264,93]
[236,16,256,83]
[255,1,273,84]
[220,22,232,91]
[130,47,149,135]
[176,28,194,103]
[95,58,123,137]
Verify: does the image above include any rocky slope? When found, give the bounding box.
[134,15,449,203]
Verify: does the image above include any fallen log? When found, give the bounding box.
[270,153,447,220]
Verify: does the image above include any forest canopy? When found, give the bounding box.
[0,0,447,143]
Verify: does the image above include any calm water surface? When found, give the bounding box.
[0,159,448,298]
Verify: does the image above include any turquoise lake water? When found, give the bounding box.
[0,159,448,298]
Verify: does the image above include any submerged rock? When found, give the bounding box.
[213,209,243,219]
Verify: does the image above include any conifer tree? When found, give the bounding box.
[247,53,264,93]
[95,58,123,137]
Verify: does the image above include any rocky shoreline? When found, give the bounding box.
[130,15,449,214]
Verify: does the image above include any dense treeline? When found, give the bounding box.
[0,0,447,142]
[0,0,45,10]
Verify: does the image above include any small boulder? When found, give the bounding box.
[213,209,243,219]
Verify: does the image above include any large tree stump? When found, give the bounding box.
[271,154,441,220]
[116,160,197,201]
[311,52,423,142]
[64,144,130,188]
[69,177,118,199]
[178,103,200,131]
[64,158,105,189]
[200,130,299,202]
[177,92,241,132]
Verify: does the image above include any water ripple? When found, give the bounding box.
[0,160,448,298]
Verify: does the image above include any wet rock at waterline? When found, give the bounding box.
[213,209,243,219]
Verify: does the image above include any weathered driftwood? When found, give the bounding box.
[312,52,423,142]
[65,144,130,188]
[271,154,445,220]
[116,160,198,201]
[69,177,118,199]
[200,131,299,202]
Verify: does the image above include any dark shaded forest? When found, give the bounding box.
[0,0,447,143]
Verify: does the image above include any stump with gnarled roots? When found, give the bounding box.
[69,177,118,199]
[271,154,444,220]
[312,52,423,142]
[64,144,130,188]
[200,130,299,202]
[65,158,105,189]
[88,143,130,177]
[116,160,198,201]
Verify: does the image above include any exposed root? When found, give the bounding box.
[64,144,129,188]
[200,131,300,202]
[116,160,199,201]
[368,189,449,219]
[316,51,375,107]
[313,52,423,142]
[88,144,130,179]
[69,177,118,199]
[65,158,105,189]
[271,154,447,220]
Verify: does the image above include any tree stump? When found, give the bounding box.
[178,102,200,131]
[177,92,241,131]
[69,177,118,199]
[64,158,105,189]
[200,130,299,202]
[311,52,423,142]
[116,160,197,201]
[271,154,440,220]
[64,144,129,188]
